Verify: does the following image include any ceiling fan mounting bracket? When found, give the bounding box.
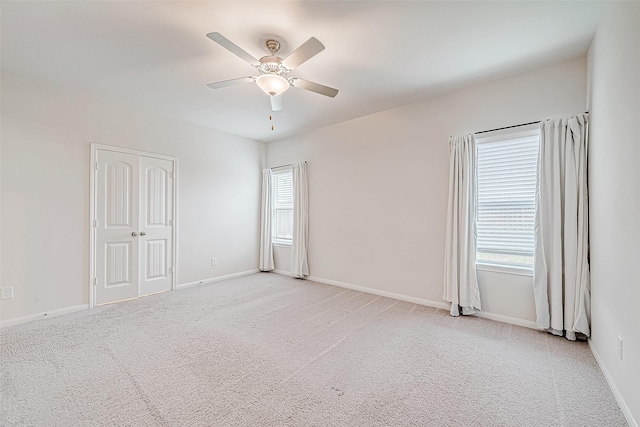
[266,39,281,55]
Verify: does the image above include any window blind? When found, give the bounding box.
[272,169,293,242]
[475,126,540,266]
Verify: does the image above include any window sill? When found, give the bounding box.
[476,262,533,277]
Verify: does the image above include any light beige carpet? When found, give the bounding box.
[0,273,627,426]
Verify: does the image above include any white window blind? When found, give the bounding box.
[272,167,293,244]
[475,124,540,268]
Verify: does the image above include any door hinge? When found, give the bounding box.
[168,267,173,274]
[93,277,97,286]
[93,219,98,228]
[94,162,98,170]
[169,219,173,226]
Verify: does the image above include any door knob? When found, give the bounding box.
[131,232,138,236]
[140,232,146,236]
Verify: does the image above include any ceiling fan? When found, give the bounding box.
[206,32,339,112]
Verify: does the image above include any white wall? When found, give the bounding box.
[267,57,587,325]
[588,3,640,424]
[0,72,265,322]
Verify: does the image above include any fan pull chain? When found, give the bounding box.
[270,114,274,131]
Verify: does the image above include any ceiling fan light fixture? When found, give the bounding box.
[255,74,290,97]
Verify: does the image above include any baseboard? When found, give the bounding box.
[0,304,90,329]
[588,339,638,427]
[300,274,538,330]
[273,269,295,277]
[305,274,450,311]
[177,269,259,289]
[473,311,538,329]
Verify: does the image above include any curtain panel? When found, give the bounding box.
[259,168,274,271]
[444,134,481,316]
[291,162,310,278]
[533,113,590,340]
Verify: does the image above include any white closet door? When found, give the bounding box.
[94,149,175,305]
[95,150,140,305]
[139,156,174,296]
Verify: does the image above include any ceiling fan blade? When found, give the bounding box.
[207,77,255,90]
[270,95,283,111]
[206,32,260,67]
[282,37,325,69]
[290,78,339,98]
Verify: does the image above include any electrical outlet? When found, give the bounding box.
[617,335,624,360]
[210,258,217,266]
[1,287,14,300]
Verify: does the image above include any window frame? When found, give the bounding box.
[474,123,540,276]
[271,166,293,246]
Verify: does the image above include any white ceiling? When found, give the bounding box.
[1,1,603,142]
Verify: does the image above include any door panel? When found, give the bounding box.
[139,156,174,296]
[146,167,167,226]
[106,242,132,287]
[95,150,139,305]
[105,162,134,228]
[145,239,166,280]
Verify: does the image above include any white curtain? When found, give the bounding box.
[533,113,590,340]
[444,134,481,316]
[259,168,274,272]
[291,162,309,278]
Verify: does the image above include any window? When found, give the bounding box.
[475,124,540,271]
[272,167,293,244]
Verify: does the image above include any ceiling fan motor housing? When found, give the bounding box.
[258,55,289,77]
